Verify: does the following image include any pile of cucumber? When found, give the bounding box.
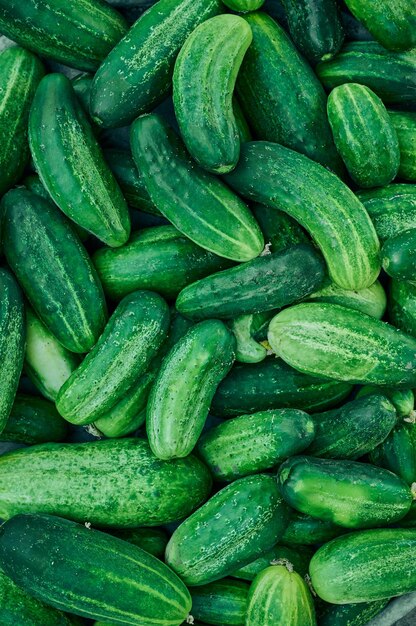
[0,0,416,624]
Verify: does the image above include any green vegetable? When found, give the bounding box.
[281,512,346,546]
[382,228,416,281]
[190,578,249,626]
[222,0,264,11]
[252,205,308,254]
[229,313,273,364]
[357,184,416,241]
[356,384,414,418]
[1,394,68,445]
[319,600,390,626]
[389,111,416,181]
[232,544,313,580]
[370,421,416,485]
[109,528,168,559]
[306,278,386,319]
[389,279,416,338]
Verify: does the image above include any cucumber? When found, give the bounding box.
[251,205,308,254]
[131,114,264,262]
[370,421,416,485]
[382,228,416,281]
[307,394,397,460]
[306,278,386,319]
[235,12,342,172]
[173,15,252,174]
[190,578,249,626]
[246,564,316,626]
[281,512,347,545]
[268,303,416,386]
[110,527,168,559]
[1,394,68,445]
[0,269,25,434]
[72,73,94,115]
[0,438,212,527]
[357,384,414,418]
[222,0,264,10]
[232,544,313,580]
[233,97,252,142]
[2,188,107,354]
[176,244,325,320]
[389,111,416,181]
[29,73,130,247]
[0,47,44,196]
[93,226,232,301]
[357,184,416,240]
[229,313,272,363]
[309,528,416,603]
[211,357,352,418]
[90,0,222,128]
[147,320,235,459]
[319,600,390,626]
[0,513,191,625]
[197,408,315,481]
[165,474,291,586]
[224,142,380,291]
[278,456,412,528]
[316,42,416,105]
[389,279,416,338]
[327,83,400,188]
[57,291,169,425]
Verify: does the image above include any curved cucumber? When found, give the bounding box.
[357,384,414,418]
[370,421,416,485]
[382,228,416,281]
[190,578,249,626]
[319,600,390,626]
[389,111,416,181]
[1,395,68,445]
[233,544,313,580]
[110,527,168,559]
[306,278,386,319]
[281,512,346,545]
[357,183,416,240]
[389,279,416,338]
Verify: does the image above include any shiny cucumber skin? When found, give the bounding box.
[0,438,212,527]
[327,83,400,188]
[316,42,416,104]
[357,183,416,240]
[94,225,232,301]
[236,13,342,173]
[211,357,352,418]
[389,111,416,181]
[57,291,169,425]
[176,244,325,319]
[165,474,291,586]
[382,228,416,281]
[0,0,127,71]
[197,408,315,481]
[357,385,414,418]
[110,527,168,559]
[0,514,191,626]
[190,578,249,626]
[307,394,397,460]
[319,599,390,626]
[281,512,347,545]
[278,456,412,528]
[246,565,316,626]
[223,0,264,10]
[389,279,416,338]
[0,47,44,196]
[173,14,252,174]
[232,544,313,580]
[306,278,386,319]
[268,302,416,386]
[131,114,264,262]
[1,394,68,445]
[309,528,416,603]
[90,0,222,128]
[2,188,107,354]
[29,73,130,247]
[147,319,235,459]
[224,142,380,291]
[370,421,416,485]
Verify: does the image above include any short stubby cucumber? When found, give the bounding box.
[357,184,416,240]
[319,600,390,626]
[190,578,249,626]
[389,111,416,181]
[370,421,416,486]
[233,544,313,580]
[281,512,347,546]
[389,279,416,338]
[1,395,68,445]
[382,228,416,281]
[306,278,387,319]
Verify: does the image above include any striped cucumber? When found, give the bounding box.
[306,278,387,319]
[229,313,272,364]
[382,228,416,281]
[389,279,416,338]
[389,111,416,181]
[233,544,313,580]
[357,184,416,240]
[190,578,249,626]
[357,384,415,418]
[370,421,416,485]
[131,114,264,262]
[252,205,308,254]
[110,528,168,559]
[29,73,130,247]
[222,0,264,10]
[1,394,68,445]
[319,600,390,626]
[281,512,346,545]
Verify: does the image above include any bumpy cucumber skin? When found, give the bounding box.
[233,544,313,580]
[190,578,249,626]
[225,142,380,291]
[0,47,44,196]
[110,528,168,559]
[223,0,264,10]
[389,279,416,338]
[0,514,191,626]
[252,205,308,253]
[165,474,291,586]
[1,394,68,445]
[29,73,130,247]
[307,278,386,319]
[327,83,400,188]
[319,599,390,626]
[370,422,416,485]
[90,0,222,128]
[0,439,212,527]
[357,184,416,240]
[282,512,346,545]
[268,302,416,386]
[197,408,315,481]
[357,385,414,418]
[57,291,169,425]
[147,320,235,459]
[382,228,416,281]
[389,111,416,181]
[173,15,252,174]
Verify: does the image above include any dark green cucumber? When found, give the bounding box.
[251,205,309,254]
[29,73,130,247]
[94,225,232,301]
[278,456,412,528]
[389,279,416,338]
[176,244,325,320]
[166,474,290,586]
[110,528,168,559]
[90,0,222,128]
[0,47,44,196]
[197,408,315,481]
[357,384,414,418]
[232,544,313,580]
[72,73,94,114]
[147,320,235,459]
[131,114,264,262]
[190,578,249,626]
[224,142,380,291]
[319,600,390,626]
[357,184,416,240]
[222,0,264,10]
[233,97,252,142]
[306,278,386,319]
[327,83,400,188]
[0,438,212,527]
[397,501,416,527]
[370,421,416,485]
[307,394,397,459]
[389,111,416,181]
[268,303,416,386]
[1,394,68,445]
[2,188,107,354]
[382,228,416,281]
[281,512,346,545]
[229,313,273,364]
[57,291,169,425]
[0,514,191,625]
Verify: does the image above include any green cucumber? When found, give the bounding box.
[0,438,212,527]
[131,114,264,262]
[306,278,386,319]
[382,228,416,281]
[57,291,169,425]
[319,600,390,626]
[72,73,94,115]
[1,394,68,445]
[357,184,416,240]
[229,313,271,364]
[197,408,315,481]
[173,14,252,174]
[232,544,313,580]
[0,513,191,625]
[389,279,416,338]
[251,205,309,254]
[147,319,235,459]
[389,111,416,181]
[268,302,416,386]
[29,73,130,247]
[397,501,416,527]
[90,0,222,128]
[190,578,249,626]
[281,512,346,545]
[278,456,412,528]
[370,421,416,485]
[233,97,252,142]
[327,83,400,188]
[110,528,168,559]
[222,0,264,10]
[0,47,44,196]
[224,142,380,291]
[176,244,325,320]
[166,474,290,586]
[357,384,414,418]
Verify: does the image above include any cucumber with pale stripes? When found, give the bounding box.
[389,111,416,181]
[382,228,416,280]
[357,384,414,418]
[357,184,416,240]
[1,395,68,445]
[190,578,249,626]
[306,278,387,319]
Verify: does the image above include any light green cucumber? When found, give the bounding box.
[357,184,416,240]
[306,278,387,318]
[229,313,274,363]
[92,378,151,438]
[1,394,68,445]
[190,578,249,626]
[389,111,416,181]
